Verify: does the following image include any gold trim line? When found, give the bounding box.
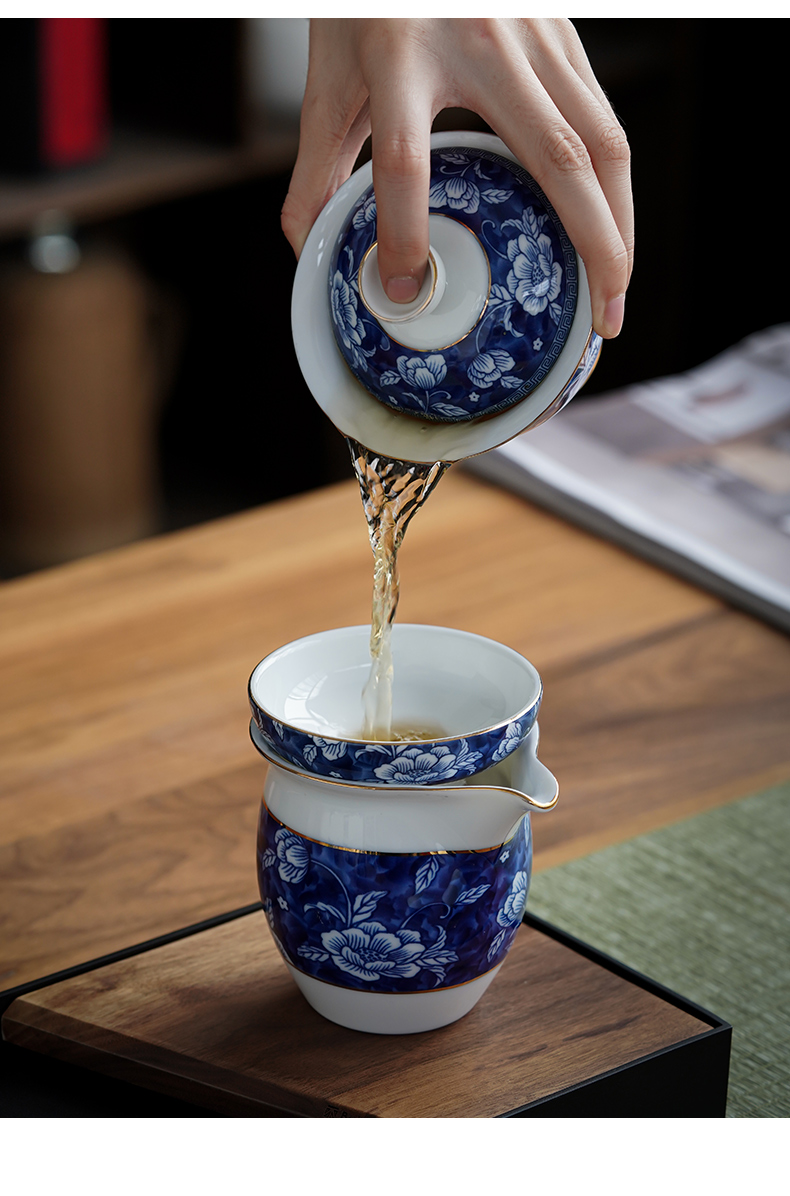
[260,795,522,856]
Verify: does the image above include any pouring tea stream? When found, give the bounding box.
[293,131,601,736]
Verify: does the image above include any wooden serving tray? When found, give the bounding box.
[2,910,729,1117]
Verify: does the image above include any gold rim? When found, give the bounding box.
[382,217,492,352]
[260,795,523,856]
[251,721,559,812]
[358,242,439,323]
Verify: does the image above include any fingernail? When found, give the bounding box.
[602,294,626,338]
[386,276,420,304]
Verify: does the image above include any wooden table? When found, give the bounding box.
[2,470,789,1109]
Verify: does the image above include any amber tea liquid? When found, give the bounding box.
[347,438,449,740]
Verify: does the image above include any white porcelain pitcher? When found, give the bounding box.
[248,625,558,1035]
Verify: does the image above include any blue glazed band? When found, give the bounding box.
[257,802,532,995]
[248,689,540,785]
[329,146,578,423]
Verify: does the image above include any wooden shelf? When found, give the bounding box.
[0,123,300,239]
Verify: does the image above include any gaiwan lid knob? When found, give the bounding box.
[328,142,591,424]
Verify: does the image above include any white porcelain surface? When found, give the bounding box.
[286,963,502,1034]
[292,130,594,463]
[255,720,555,852]
[361,215,490,352]
[250,622,540,740]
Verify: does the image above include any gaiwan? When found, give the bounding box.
[327,135,601,425]
[293,130,601,464]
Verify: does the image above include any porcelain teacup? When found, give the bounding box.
[248,623,542,785]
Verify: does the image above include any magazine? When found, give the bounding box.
[465,325,790,632]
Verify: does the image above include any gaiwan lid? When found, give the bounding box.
[329,144,579,423]
[292,131,601,463]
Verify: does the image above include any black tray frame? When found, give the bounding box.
[0,904,731,1118]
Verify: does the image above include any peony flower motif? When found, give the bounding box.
[374,744,464,785]
[468,350,516,390]
[450,739,484,776]
[274,827,309,884]
[330,269,368,372]
[429,174,481,214]
[310,737,347,761]
[321,926,426,982]
[352,193,376,229]
[395,354,447,391]
[497,870,529,928]
[492,721,523,764]
[506,232,562,316]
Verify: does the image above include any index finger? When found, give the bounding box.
[367,73,434,304]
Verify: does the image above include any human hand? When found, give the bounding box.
[281,18,633,339]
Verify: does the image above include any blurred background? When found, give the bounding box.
[0,16,786,578]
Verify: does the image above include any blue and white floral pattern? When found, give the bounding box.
[257,803,532,994]
[330,253,377,377]
[248,685,541,784]
[369,741,481,784]
[467,349,518,391]
[486,868,531,963]
[504,217,563,319]
[523,327,603,434]
[377,354,462,419]
[491,720,524,765]
[328,147,578,423]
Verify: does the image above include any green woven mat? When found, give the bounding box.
[527,782,790,1118]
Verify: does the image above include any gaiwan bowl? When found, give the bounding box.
[247,624,542,786]
[328,135,595,424]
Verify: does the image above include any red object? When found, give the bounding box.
[38,18,108,168]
